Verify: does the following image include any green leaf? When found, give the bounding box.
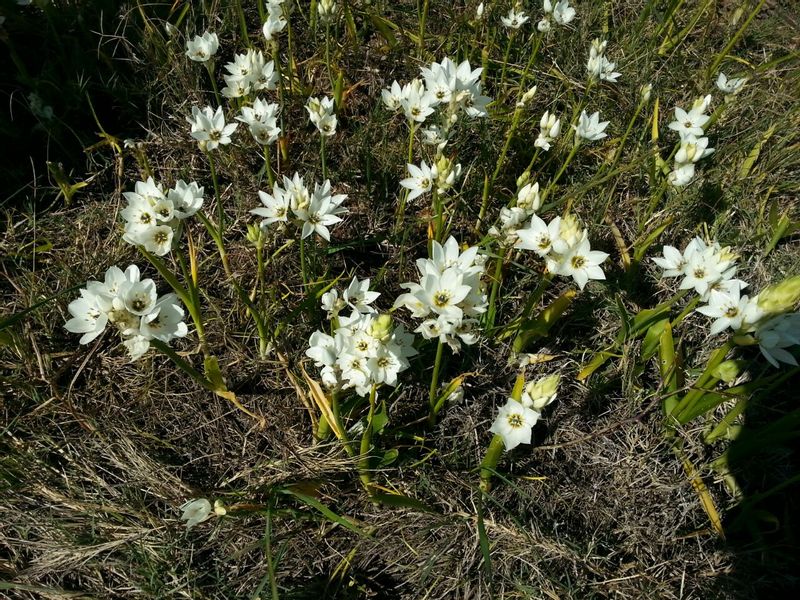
[371,492,436,513]
[280,488,366,536]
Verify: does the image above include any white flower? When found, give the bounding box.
[400,161,436,201]
[573,110,609,141]
[668,104,710,140]
[716,72,746,95]
[318,0,336,22]
[489,398,540,451]
[187,106,238,151]
[237,98,281,145]
[133,224,175,256]
[501,8,529,29]
[696,288,752,335]
[381,81,404,111]
[65,265,187,362]
[394,237,487,351]
[552,0,576,25]
[476,2,485,19]
[139,293,189,342]
[186,31,219,62]
[535,111,561,151]
[180,499,213,529]
[168,180,205,219]
[668,163,696,187]
[262,4,287,40]
[550,236,609,290]
[343,277,380,313]
[653,244,687,277]
[516,182,542,213]
[306,96,337,137]
[515,214,561,257]
[400,80,436,123]
[675,135,714,164]
[537,18,551,32]
[251,185,291,227]
[64,289,108,344]
[292,179,348,241]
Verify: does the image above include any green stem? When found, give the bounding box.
[427,340,446,424]
[545,141,581,207]
[432,187,443,244]
[285,6,296,95]
[485,245,508,331]
[524,148,541,178]
[320,135,327,180]
[150,338,216,393]
[330,392,355,456]
[393,123,417,234]
[264,144,275,187]
[234,0,251,47]
[490,104,523,190]
[498,33,514,94]
[418,0,430,57]
[205,62,222,107]
[325,23,333,91]
[359,384,378,493]
[264,505,280,600]
[206,150,224,234]
[299,236,308,288]
[479,434,505,492]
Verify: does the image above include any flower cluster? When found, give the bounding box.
[251,173,347,241]
[221,49,278,99]
[185,31,219,63]
[237,97,281,146]
[64,265,187,360]
[538,0,576,32]
[653,237,742,300]
[307,283,417,396]
[394,237,488,351]
[400,155,463,202]
[382,57,491,142]
[306,96,337,136]
[488,181,543,246]
[516,213,609,290]
[187,105,238,151]
[655,238,800,367]
[262,1,287,41]
[121,177,204,256]
[667,95,714,187]
[586,38,620,83]
[490,374,560,450]
[535,110,562,151]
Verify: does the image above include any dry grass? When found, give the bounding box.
[2,0,800,598]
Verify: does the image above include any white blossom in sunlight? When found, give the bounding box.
[573,110,609,141]
[716,72,746,95]
[306,96,337,137]
[187,106,238,151]
[65,264,187,361]
[186,31,219,62]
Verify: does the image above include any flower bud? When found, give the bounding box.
[523,374,560,410]
[713,360,741,384]
[213,499,227,516]
[640,83,653,102]
[692,94,712,113]
[246,223,265,248]
[369,313,393,342]
[476,2,485,19]
[516,170,531,189]
[756,275,800,316]
[558,214,583,247]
